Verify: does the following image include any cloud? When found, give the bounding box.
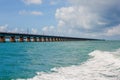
[50,1,57,5]
[42,27,48,32]
[51,0,120,39]
[30,11,43,15]
[0,24,8,32]
[31,28,38,34]
[12,28,19,33]
[0,24,40,34]
[50,0,61,5]
[22,0,42,5]
[0,24,21,33]
[55,6,100,30]
[19,10,43,16]
[42,26,56,35]
[106,24,120,36]
[42,26,54,32]
[11,28,25,33]
[11,27,39,34]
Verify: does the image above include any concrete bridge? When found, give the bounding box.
[0,32,100,42]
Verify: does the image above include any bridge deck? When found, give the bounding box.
[0,32,101,42]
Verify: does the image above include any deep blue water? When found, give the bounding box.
[0,41,120,80]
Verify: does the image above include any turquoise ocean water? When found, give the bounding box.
[0,41,120,80]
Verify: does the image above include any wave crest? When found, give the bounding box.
[19,49,120,80]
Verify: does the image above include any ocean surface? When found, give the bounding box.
[0,41,120,80]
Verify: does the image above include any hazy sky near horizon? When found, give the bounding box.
[0,0,120,40]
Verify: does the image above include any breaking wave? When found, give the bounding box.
[18,49,120,80]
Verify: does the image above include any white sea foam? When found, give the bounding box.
[19,49,120,80]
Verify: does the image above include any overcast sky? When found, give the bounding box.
[0,0,120,40]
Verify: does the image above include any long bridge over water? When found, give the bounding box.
[0,32,100,42]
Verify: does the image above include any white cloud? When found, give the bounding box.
[22,0,42,5]
[50,1,57,5]
[50,0,61,5]
[0,24,8,32]
[42,26,54,32]
[49,0,65,5]
[54,5,103,38]
[55,6,99,30]
[42,26,56,35]
[50,0,120,39]
[106,24,120,36]
[12,28,19,33]
[0,24,40,35]
[11,28,40,34]
[19,10,27,15]
[19,10,43,16]
[31,28,38,34]
[0,24,23,33]
[42,27,48,32]
[10,28,27,33]
[30,11,43,15]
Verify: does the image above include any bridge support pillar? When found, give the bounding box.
[64,39,66,41]
[55,38,57,41]
[43,38,45,42]
[53,38,55,42]
[45,38,48,42]
[61,39,64,41]
[10,36,16,42]
[19,37,24,42]
[38,38,42,42]
[55,38,58,41]
[51,38,53,42]
[57,38,59,41]
[27,37,31,42]
[58,38,60,41]
[47,38,50,42]
[60,38,62,41]
[41,37,44,42]
[0,36,5,42]
[50,38,52,42]
[33,37,37,42]
[49,38,52,42]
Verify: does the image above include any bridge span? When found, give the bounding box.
[0,32,100,42]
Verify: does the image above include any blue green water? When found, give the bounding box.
[0,41,120,80]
